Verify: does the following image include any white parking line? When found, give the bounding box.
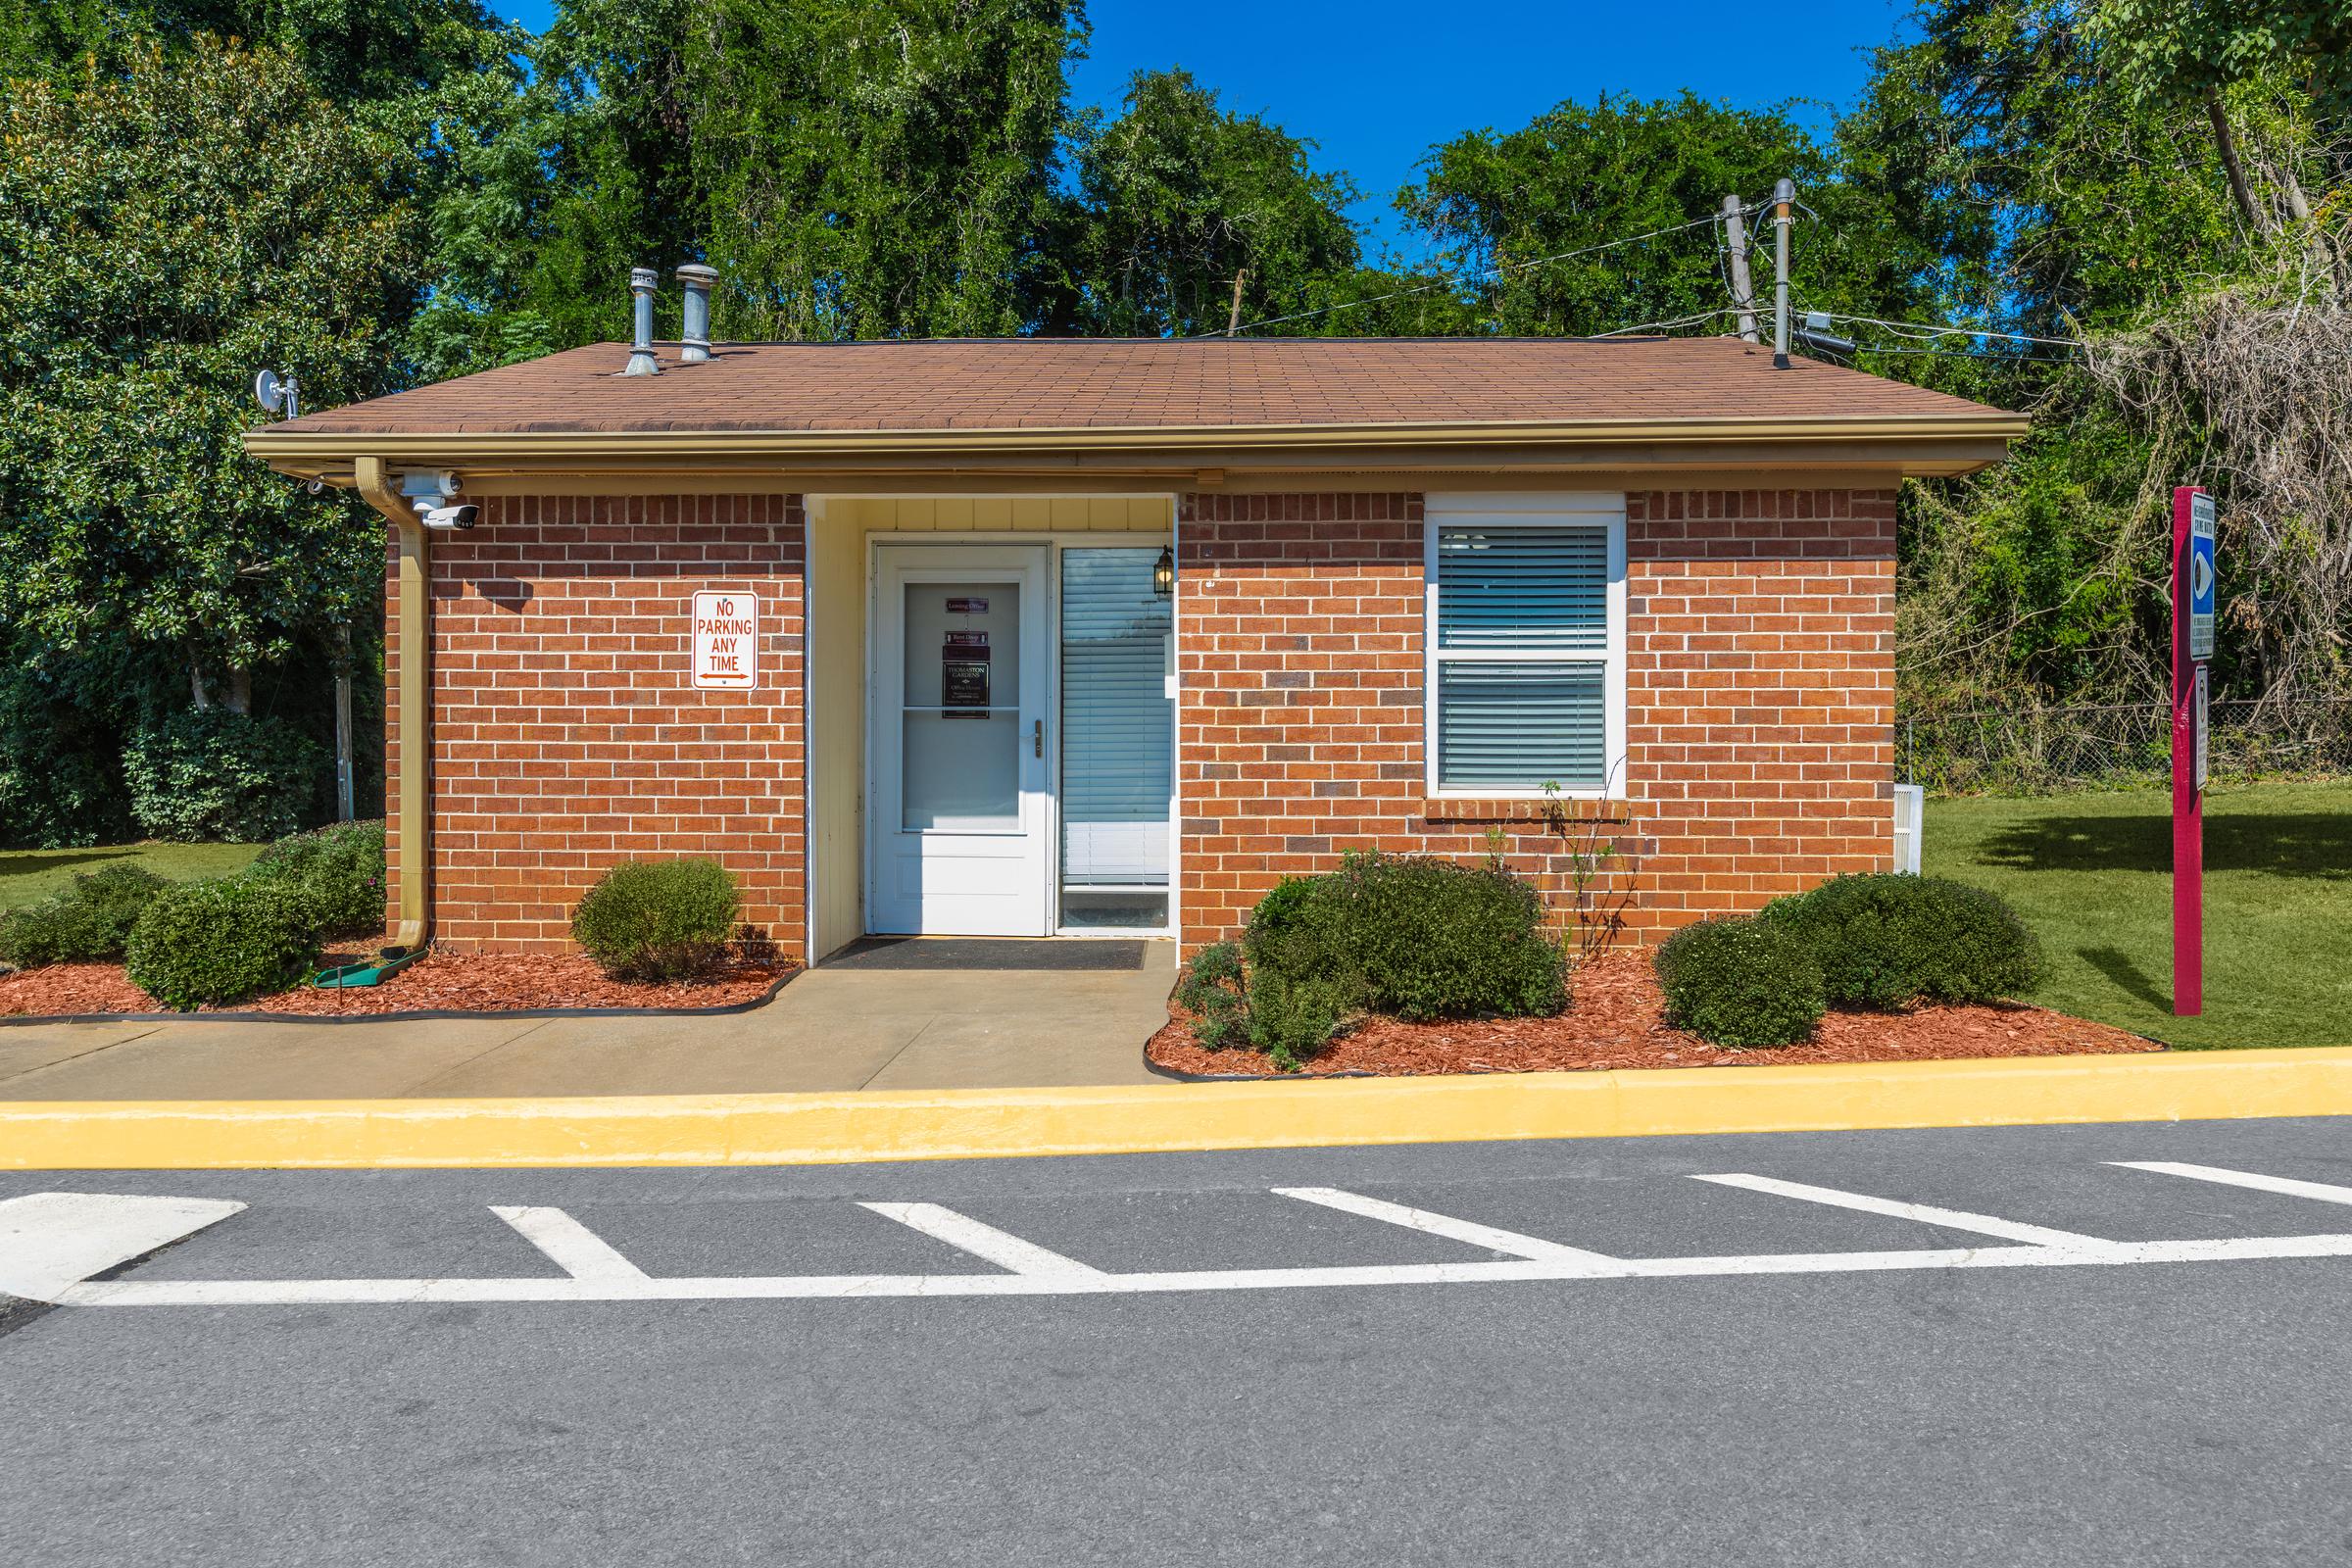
[858,1201,1107,1281]
[0,1193,245,1300]
[48,1231,2352,1307]
[12,1164,2352,1310]
[492,1205,649,1283]
[1274,1187,1620,1267]
[1689,1173,2129,1255]
[2114,1161,2352,1206]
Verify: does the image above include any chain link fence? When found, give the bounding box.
[1900,699,2352,796]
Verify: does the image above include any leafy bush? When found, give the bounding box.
[1248,853,1566,1022]
[570,858,741,980]
[125,878,320,1008]
[0,863,171,967]
[1173,940,1348,1072]
[1245,968,1350,1073]
[1761,873,2043,1009]
[123,710,323,843]
[1175,938,1243,1012]
[245,819,386,938]
[1653,917,1826,1048]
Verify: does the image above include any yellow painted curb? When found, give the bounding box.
[2,1047,2349,1169]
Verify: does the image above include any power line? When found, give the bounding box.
[1852,345,2077,364]
[1215,210,1728,336]
[1593,306,1745,338]
[1806,311,2082,349]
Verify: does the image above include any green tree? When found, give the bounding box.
[2092,0,2352,117]
[1839,2,2257,346]
[1396,91,1916,340]
[1841,0,2348,712]
[2087,0,2345,233]
[415,0,695,368]
[0,0,519,107]
[688,0,1085,340]
[1054,68,1362,337]
[0,39,421,795]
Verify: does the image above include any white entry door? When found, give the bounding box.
[867,544,1052,936]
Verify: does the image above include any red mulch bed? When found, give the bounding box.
[1146,951,2159,1077]
[0,944,792,1017]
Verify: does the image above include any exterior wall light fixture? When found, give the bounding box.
[1153,545,1175,599]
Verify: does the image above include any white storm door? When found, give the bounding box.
[868,545,1052,936]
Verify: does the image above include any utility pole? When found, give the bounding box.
[1721,194,1759,344]
[1771,177,1794,369]
[1225,270,1249,336]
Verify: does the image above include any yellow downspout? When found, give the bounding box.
[353,457,431,954]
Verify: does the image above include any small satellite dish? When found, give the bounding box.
[255,368,287,415]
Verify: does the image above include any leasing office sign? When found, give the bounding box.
[691,591,759,690]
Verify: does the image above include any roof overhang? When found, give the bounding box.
[245,414,2029,492]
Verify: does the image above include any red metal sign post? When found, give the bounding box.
[2171,486,2209,1016]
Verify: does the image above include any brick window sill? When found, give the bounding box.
[1421,798,1635,825]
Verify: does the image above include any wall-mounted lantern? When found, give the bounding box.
[1152,545,1175,600]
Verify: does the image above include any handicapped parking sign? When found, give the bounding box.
[2188,492,2217,662]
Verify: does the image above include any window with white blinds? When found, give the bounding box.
[1059,548,1172,912]
[1427,499,1626,796]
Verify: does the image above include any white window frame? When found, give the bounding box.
[1423,492,1628,801]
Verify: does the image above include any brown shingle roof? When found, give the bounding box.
[275,336,2009,437]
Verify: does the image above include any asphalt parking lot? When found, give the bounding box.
[6,1117,2351,1565]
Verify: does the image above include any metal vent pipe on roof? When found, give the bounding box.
[677,265,717,364]
[623,268,662,376]
[1771,177,1795,370]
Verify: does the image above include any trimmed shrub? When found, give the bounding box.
[1761,873,2043,1009]
[246,819,386,938]
[0,863,171,968]
[571,858,740,980]
[125,878,320,1008]
[1248,853,1566,1022]
[1654,917,1826,1048]
[123,709,322,843]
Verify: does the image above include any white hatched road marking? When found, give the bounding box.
[2114,1161,2352,1206]
[858,1201,1107,1281]
[1275,1186,1619,1267]
[7,1164,2351,1309]
[1689,1173,2130,1254]
[492,1205,649,1283]
[0,1193,244,1300]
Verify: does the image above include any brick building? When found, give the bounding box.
[246,336,2022,962]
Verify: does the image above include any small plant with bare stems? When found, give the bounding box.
[1538,775,1638,968]
[1474,766,1640,969]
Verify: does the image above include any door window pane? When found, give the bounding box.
[902,711,1019,830]
[902,581,1020,830]
[903,581,1019,708]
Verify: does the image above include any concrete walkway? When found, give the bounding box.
[0,944,1173,1101]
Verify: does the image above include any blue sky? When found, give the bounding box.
[495,1,1912,254]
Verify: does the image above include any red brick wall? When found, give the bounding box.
[384,494,806,954]
[1174,488,1895,949]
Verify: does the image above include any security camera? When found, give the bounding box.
[420,503,480,531]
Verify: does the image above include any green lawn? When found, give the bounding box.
[0,841,266,911]
[1926,781,2352,1049]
